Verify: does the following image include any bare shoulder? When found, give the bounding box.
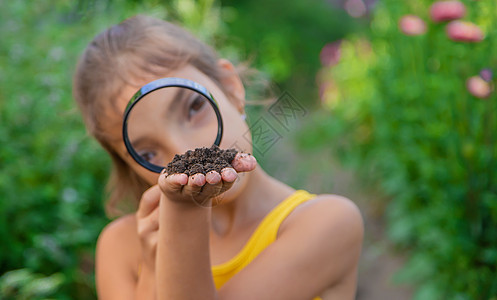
[99,213,137,240]
[280,193,364,240]
[314,193,364,231]
[96,213,140,281]
[276,193,364,297]
[97,212,140,258]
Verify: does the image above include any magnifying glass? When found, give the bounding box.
[122,77,224,173]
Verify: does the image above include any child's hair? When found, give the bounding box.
[73,15,249,217]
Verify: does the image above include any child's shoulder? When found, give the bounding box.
[267,192,363,294]
[280,192,364,246]
[96,213,140,274]
[309,193,363,225]
[99,213,138,242]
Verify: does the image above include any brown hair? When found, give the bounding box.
[73,15,247,217]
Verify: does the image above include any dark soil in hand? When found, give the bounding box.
[165,145,239,176]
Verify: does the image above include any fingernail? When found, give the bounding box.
[171,173,187,185]
[179,174,188,185]
[221,168,237,182]
[206,171,221,184]
[192,173,205,186]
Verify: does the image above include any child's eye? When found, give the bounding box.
[188,96,206,120]
[138,150,156,163]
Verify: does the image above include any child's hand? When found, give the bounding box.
[136,185,161,272]
[158,152,256,206]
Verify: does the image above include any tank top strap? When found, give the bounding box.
[249,189,317,249]
[212,189,317,276]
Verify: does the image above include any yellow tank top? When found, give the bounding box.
[211,189,322,300]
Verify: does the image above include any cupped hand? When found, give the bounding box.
[158,152,257,207]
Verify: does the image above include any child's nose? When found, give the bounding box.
[170,131,214,156]
[167,139,196,158]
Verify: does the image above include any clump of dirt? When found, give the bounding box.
[165,145,240,176]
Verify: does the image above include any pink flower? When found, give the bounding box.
[399,15,427,36]
[446,21,484,42]
[320,40,343,67]
[466,76,492,99]
[344,0,367,18]
[430,1,466,23]
[480,69,493,82]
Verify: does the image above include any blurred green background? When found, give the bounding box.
[1,0,496,299]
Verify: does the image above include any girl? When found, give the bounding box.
[73,15,363,300]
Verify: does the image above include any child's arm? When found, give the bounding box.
[155,167,240,299]
[155,153,254,299]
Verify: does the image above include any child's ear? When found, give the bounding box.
[217,58,245,113]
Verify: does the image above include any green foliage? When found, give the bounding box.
[0,269,64,300]
[0,1,122,298]
[300,0,497,298]
[0,0,190,298]
[219,0,356,106]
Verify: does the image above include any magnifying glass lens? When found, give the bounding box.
[123,79,223,173]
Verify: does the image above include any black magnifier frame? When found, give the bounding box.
[122,77,224,173]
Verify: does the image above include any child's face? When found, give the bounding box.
[108,63,252,201]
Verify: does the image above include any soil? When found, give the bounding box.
[165,145,239,176]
